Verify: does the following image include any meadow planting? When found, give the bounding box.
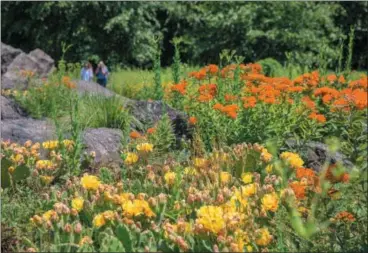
[1,54,367,253]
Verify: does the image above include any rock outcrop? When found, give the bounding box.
[1,43,54,89]
[82,128,124,167]
[1,43,22,74]
[1,95,27,120]
[284,140,354,172]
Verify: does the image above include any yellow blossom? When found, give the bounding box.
[193,157,207,168]
[280,152,304,169]
[8,166,15,174]
[42,210,57,222]
[40,175,54,185]
[261,192,279,212]
[35,160,54,170]
[164,171,176,185]
[81,174,101,191]
[93,214,106,228]
[124,152,139,165]
[256,228,272,246]
[261,148,273,163]
[42,140,59,149]
[184,167,197,176]
[79,236,93,246]
[136,143,154,153]
[265,164,273,173]
[122,199,155,218]
[71,197,84,212]
[196,205,225,234]
[102,210,116,221]
[241,172,253,184]
[220,171,231,184]
[241,183,257,197]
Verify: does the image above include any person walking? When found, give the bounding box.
[95,61,109,87]
[81,62,93,82]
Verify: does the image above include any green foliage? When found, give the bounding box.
[100,234,125,252]
[78,95,131,134]
[153,36,163,100]
[99,167,114,184]
[171,38,182,84]
[2,2,366,69]
[148,114,175,154]
[345,26,355,73]
[1,158,30,189]
[257,58,283,77]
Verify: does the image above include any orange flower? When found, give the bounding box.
[325,164,350,183]
[242,96,257,108]
[198,94,214,102]
[130,131,141,139]
[335,211,355,222]
[309,112,326,123]
[171,80,188,95]
[188,116,197,125]
[147,128,156,135]
[296,167,315,180]
[338,75,346,84]
[326,74,337,83]
[289,181,307,200]
[213,103,224,111]
[348,75,367,89]
[198,84,217,96]
[206,64,219,75]
[302,96,316,110]
[224,94,237,102]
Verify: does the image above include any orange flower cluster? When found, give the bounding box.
[171,80,188,95]
[296,167,316,184]
[62,76,76,89]
[325,74,346,84]
[348,75,367,89]
[189,64,219,80]
[147,128,156,135]
[213,103,239,119]
[289,181,307,200]
[242,96,257,108]
[188,116,197,125]
[129,131,141,139]
[308,112,326,123]
[325,164,350,183]
[334,211,355,222]
[224,93,238,102]
[198,84,217,102]
[293,71,320,88]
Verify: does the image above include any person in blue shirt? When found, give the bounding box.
[95,61,109,87]
[80,62,93,82]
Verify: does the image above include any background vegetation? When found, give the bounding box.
[1,1,367,69]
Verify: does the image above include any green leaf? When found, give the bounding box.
[115,224,133,252]
[100,235,125,252]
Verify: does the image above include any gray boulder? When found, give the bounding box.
[1,95,27,120]
[284,140,354,172]
[28,49,55,77]
[82,128,124,167]
[1,118,56,144]
[1,42,22,74]
[1,45,54,89]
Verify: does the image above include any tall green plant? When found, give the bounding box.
[171,37,182,84]
[345,26,355,73]
[153,36,163,100]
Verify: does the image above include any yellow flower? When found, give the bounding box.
[136,143,153,153]
[193,157,207,168]
[8,166,15,174]
[79,236,93,246]
[81,174,101,191]
[93,214,106,228]
[122,199,155,218]
[241,172,253,184]
[246,245,253,252]
[196,205,225,234]
[265,164,273,173]
[42,140,59,149]
[164,171,176,185]
[261,192,279,212]
[62,139,74,149]
[241,183,257,197]
[261,148,273,163]
[280,152,304,169]
[102,210,116,221]
[35,160,54,170]
[71,197,84,212]
[42,210,57,222]
[256,228,272,246]
[124,152,139,165]
[184,167,197,176]
[10,154,24,164]
[40,175,54,185]
[220,171,231,184]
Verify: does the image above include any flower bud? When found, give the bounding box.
[26,248,37,252]
[148,197,157,207]
[63,223,72,233]
[213,244,220,253]
[8,166,15,174]
[71,208,78,217]
[158,193,167,204]
[32,170,39,177]
[74,223,82,234]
